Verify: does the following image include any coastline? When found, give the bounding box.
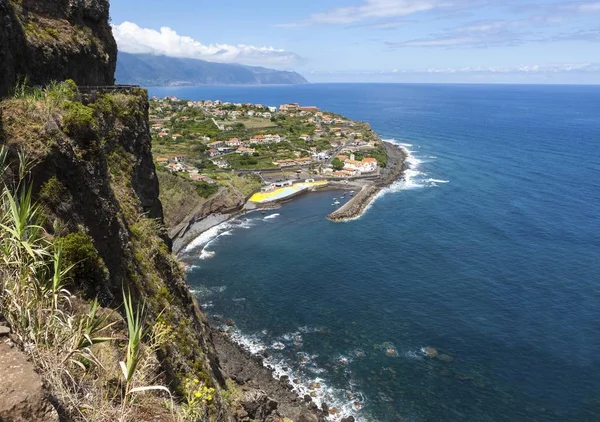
[211,329,331,421]
[175,140,407,421]
[327,141,408,222]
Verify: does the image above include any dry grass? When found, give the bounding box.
[0,80,77,157]
[0,145,179,421]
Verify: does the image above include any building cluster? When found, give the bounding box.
[323,153,379,178]
[150,96,383,179]
[154,156,217,183]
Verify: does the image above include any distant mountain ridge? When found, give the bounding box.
[116,52,308,86]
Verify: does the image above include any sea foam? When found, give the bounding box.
[184,220,233,253]
[184,217,257,256]
[227,328,372,421]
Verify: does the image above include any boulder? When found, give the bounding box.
[240,389,278,419]
[297,409,318,422]
[423,347,438,358]
[437,354,455,363]
[0,342,59,422]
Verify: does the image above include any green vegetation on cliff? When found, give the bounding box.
[0,82,233,421]
[0,0,117,98]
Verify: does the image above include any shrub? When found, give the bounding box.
[194,181,218,198]
[38,176,67,206]
[56,232,109,297]
[62,101,98,140]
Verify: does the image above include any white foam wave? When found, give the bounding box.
[426,178,450,184]
[199,249,215,260]
[229,331,268,355]
[184,264,200,273]
[184,216,259,254]
[239,219,255,229]
[404,349,425,360]
[271,342,286,350]
[184,220,233,253]
[228,329,372,421]
[263,213,280,220]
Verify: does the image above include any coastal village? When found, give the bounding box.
[149,96,391,205]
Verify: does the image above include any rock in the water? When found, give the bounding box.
[224,318,235,326]
[423,346,438,358]
[321,402,329,412]
[0,343,59,422]
[341,417,356,422]
[437,354,455,363]
[304,394,312,403]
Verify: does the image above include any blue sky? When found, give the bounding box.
[110,0,600,83]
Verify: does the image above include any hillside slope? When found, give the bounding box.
[116,52,309,86]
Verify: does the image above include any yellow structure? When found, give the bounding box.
[250,181,327,204]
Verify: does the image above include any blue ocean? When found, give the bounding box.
[149,84,600,421]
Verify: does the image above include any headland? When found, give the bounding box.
[151,97,409,250]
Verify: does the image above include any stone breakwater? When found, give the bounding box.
[328,142,407,222]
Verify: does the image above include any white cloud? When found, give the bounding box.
[570,2,600,13]
[310,63,600,76]
[279,0,451,26]
[454,20,509,33]
[397,36,478,47]
[415,63,600,73]
[112,22,302,66]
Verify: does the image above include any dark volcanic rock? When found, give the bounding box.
[437,354,455,363]
[0,0,117,97]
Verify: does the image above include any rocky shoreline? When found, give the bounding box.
[174,142,405,422]
[328,141,408,222]
[211,330,336,422]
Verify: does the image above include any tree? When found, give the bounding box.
[331,157,344,171]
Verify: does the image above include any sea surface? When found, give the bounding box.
[149,84,600,421]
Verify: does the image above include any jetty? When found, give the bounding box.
[327,141,407,221]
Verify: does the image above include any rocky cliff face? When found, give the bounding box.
[0,0,116,97]
[0,87,235,420]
